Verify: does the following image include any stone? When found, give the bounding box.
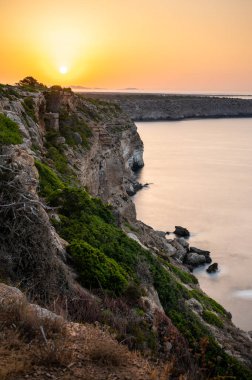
[190,246,210,256]
[55,136,66,145]
[186,298,203,314]
[73,132,82,145]
[190,246,212,263]
[126,182,148,196]
[173,226,190,237]
[185,252,206,266]
[0,283,26,309]
[175,237,189,250]
[170,239,187,262]
[207,263,218,273]
[127,232,148,250]
[155,230,167,239]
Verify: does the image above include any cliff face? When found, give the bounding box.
[0,86,145,296]
[77,115,144,220]
[1,84,252,379]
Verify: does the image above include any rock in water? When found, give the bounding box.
[190,247,210,256]
[207,263,218,273]
[185,252,206,266]
[174,226,190,237]
[190,246,212,263]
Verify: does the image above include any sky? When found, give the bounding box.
[1,0,252,93]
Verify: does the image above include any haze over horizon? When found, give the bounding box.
[1,0,252,93]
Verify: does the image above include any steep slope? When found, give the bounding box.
[0,83,252,379]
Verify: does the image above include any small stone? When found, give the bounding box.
[207,263,218,273]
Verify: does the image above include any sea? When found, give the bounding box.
[133,118,252,331]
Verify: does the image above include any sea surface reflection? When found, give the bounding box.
[134,118,252,331]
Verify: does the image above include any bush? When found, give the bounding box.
[35,160,64,196]
[190,289,229,318]
[89,339,128,366]
[166,263,198,285]
[202,310,224,328]
[59,112,92,148]
[17,76,46,91]
[0,113,22,145]
[68,241,128,295]
[22,96,37,122]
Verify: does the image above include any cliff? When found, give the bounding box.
[1,82,252,379]
[80,93,252,121]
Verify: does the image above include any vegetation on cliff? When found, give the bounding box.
[0,113,23,145]
[35,160,252,379]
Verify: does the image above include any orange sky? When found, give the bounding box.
[1,0,252,93]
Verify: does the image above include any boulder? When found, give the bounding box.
[185,252,206,266]
[190,247,210,256]
[174,226,190,237]
[175,237,189,250]
[163,241,177,257]
[155,230,167,239]
[73,132,83,145]
[190,246,212,263]
[170,240,187,262]
[207,263,218,273]
[0,283,26,309]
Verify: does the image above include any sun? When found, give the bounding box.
[59,65,68,74]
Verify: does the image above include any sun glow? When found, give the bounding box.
[1,0,252,92]
[59,66,68,74]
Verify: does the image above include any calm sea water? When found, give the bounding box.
[134,118,252,331]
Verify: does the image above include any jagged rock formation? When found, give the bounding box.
[1,84,252,379]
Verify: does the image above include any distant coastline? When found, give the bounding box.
[79,92,252,121]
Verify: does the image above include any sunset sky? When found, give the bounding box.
[1,0,252,93]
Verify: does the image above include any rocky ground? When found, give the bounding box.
[0,283,166,380]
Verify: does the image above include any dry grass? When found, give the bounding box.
[0,298,65,342]
[34,338,73,367]
[89,338,129,366]
[0,299,158,380]
[149,362,174,380]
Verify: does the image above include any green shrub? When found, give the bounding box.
[0,113,22,145]
[49,187,114,223]
[22,97,37,122]
[190,289,229,318]
[0,85,20,99]
[59,112,92,147]
[67,240,128,295]
[17,76,46,92]
[35,161,64,196]
[202,310,224,328]
[166,263,198,285]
